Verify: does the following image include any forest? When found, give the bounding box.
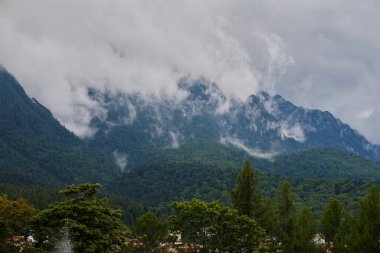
[1,161,380,253]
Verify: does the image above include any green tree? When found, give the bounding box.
[135,212,168,252]
[170,200,219,251]
[321,198,344,244]
[33,183,126,253]
[294,208,318,253]
[275,181,297,253]
[229,160,261,218]
[0,195,35,252]
[259,197,277,237]
[170,199,265,252]
[333,212,353,253]
[351,186,380,253]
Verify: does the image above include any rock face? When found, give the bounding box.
[87,78,380,168]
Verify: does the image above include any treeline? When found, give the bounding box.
[1,162,380,252]
[117,146,380,217]
[0,184,129,253]
[219,161,380,252]
[125,161,380,252]
[0,183,146,226]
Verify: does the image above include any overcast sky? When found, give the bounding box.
[1,0,380,143]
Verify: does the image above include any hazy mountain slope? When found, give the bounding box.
[267,148,380,179]
[261,92,380,160]
[0,139,50,185]
[113,140,380,207]
[0,67,120,186]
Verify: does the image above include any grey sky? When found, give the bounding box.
[1,0,379,143]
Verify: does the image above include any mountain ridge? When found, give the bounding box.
[87,78,380,168]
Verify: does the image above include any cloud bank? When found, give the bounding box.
[1,0,380,144]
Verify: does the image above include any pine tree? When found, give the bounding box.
[333,212,353,253]
[352,186,380,253]
[259,197,277,236]
[294,208,317,253]
[275,181,297,253]
[229,160,261,218]
[321,198,344,244]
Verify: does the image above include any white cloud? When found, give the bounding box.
[112,150,128,172]
[1,0,380,144]
[0,0,291,137]
[280,123,306,143]
[122,101,137,126]
[169,131,180,149]
[220,136,276,159]
[357,108,374,119]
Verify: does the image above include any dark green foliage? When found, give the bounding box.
[321,198,345,243]
[258,197,277,236]
[289,178,373,216]
[333,212,353,253]
[294,208,317,253]
[135,212,168,252]
[0,183,146,227]
[269,148,380,180]
[266,182,322,253]
[351,186,380,252]
[274,181,297,253]
[0,195,35,252]
[113,140,379,217]
[0,184,62,210]
[115,140,249,206]
[33,184,126,253]
[170,200,220,250]
[107,195,146,227]
[229,160,258,217]
[170,199,265,252]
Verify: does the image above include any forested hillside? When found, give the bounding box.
[113,140,380,216]
[0,68,120,186]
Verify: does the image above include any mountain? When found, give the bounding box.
[0,67,120,186]
[1,67,380,219]
[2,67,379,182]
[88,78,380,171]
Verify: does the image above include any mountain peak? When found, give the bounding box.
[178,78,225,102]
[257,91,271,101]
